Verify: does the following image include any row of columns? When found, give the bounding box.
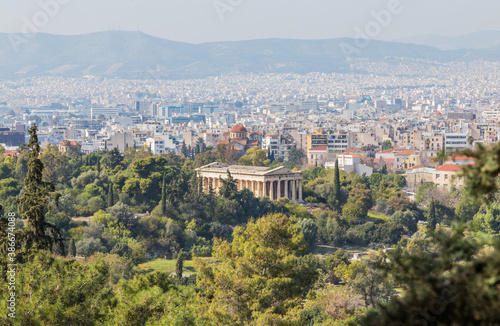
[202,177,303,202]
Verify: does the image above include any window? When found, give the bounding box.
[435,174,440,179]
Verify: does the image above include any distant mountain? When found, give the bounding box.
[395,30,500,51]
[0,31,499,79]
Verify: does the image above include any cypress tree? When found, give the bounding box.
[107,182,114,207]
[17,123,64,258]
[181,140,188,157]
[208,179,215,196]
[97,159,101,174]
[198,175,204,195]
[176,249,185,280]
[334,159,341,196]
[69,239,76,257]
[427,200,437,230]
[161,172,167,217]
[331,159,342,211]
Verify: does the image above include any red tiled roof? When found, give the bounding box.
[4,150,18,157]
[375,158,396,163]
[345,148,365,153]
[450,153,475,161]
[436,164,466,172]
[381,148,406,154]
[247,140,259,146]
[309,146,328,151]
[395,150,416,156]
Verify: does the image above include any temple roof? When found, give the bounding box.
[196,162,302,177]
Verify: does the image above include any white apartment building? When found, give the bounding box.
[482,109,500,120]
[90,107,119,120]
[146,138,166,155]
[325,154,373,177]
[444,133,468,150]
[327,133,351,153]
[262,134,296,161]
[153,132,177,151]
[263,134,280,156]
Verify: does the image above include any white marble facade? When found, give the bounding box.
[196,162,303,202]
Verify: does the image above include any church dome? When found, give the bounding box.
[230,124,248,133]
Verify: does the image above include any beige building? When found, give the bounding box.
[405,167,435,191]
[196,162,303,201]
[433,164,466,189]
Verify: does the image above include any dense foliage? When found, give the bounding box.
[1,127,500,325]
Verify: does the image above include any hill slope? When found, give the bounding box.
[0,31,498,79]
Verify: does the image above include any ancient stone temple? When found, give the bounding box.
[196,162,303,202]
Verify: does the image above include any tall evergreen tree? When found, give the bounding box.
[107,182,114,207]
[268,150,275,162]
[161,172,167,217]
[176,249,185,280]
[181,140,189,157]
[427,199,437,230]
[69,239,76,257]
[330,159,342,211]
[198,176,204,195]
[97,159,101,174]
[334,159,341,195]
[17,123,64,258]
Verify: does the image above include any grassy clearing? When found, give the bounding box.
[138,258,197,275]
[367,211,389,222]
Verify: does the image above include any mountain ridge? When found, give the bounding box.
[0,31,499,79]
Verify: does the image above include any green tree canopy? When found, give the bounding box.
[195,213,318,324]
[238,147,271,166]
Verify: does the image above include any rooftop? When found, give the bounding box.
[436,164,469,172]
[196,162,302,176]
[309,146,328,151]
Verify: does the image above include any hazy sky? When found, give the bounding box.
[1,0,499,43]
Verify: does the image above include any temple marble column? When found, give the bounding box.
[298,180,303,202]
[277,180,282,199]
[292,180,297,201]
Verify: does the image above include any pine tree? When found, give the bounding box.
[176,250,185,280]
[17,123,65,258]
[107,182,114,207]
[427,199,437,230]
[69,239,76,257]
[161,172,167,217]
